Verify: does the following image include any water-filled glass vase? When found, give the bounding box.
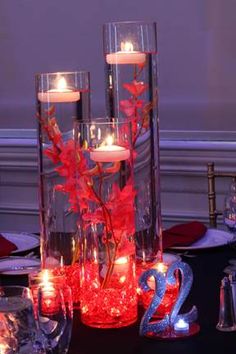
[35,71,90,308]
[77,118,138,328]
[103,21,163,271]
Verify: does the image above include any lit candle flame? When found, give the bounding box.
[155,262,168,273]
[105,135,114,146]
[41,269,54,291]
[0,343,10,354]
[121,41,134,52]
[56,76,67,91]
[115,256,128,265]
[42,269,50,284]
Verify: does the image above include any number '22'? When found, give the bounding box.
[139,261,198,336]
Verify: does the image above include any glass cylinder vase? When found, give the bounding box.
[76,118,138,328]
[35,71,90,308]
[103,21,162,270]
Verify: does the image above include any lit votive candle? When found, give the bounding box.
[38,76,80,103]
[37,270,59,315]
[174,318,190,333]
[90,135,130,162]
[106,41,146,65]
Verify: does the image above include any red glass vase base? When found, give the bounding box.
[144,323,200,340]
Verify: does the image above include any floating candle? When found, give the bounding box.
[90,135,130,162]
[106,41,146,65]
[100,256,130,281]
[38,76,80,103]
[114,256,130,274]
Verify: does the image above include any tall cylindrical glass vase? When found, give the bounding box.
[103,22,162,271]
[35,71,90,308]
[77,118,138,328]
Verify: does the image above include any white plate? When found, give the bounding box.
[0,257,41,275]
[1,232,40,254]
[170,228,235,250]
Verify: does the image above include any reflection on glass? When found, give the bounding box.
[37,284,73,354]
[223,178,236,232]
[0,286,45,354]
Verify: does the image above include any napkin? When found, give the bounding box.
[0,234,18,257]
[162,221,207,249]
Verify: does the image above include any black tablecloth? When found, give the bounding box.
[1,245,236,354]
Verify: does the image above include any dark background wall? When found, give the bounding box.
[0,0,235,135]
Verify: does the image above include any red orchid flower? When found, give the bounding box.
[123,80,148,97]
[44,146,60,164]
[120,99,144,117]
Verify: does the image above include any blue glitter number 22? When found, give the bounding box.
[139,261,198,336]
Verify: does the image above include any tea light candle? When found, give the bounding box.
[174,318,190,333]
[40,270,59,315]
[38,76,80,103]
[106,41,146,65]
[90,135,130,162]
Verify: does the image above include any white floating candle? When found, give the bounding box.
[90,135,130,162]
[106,41,146,65]
[174,318,190,333]
[38,76,80,103]
[113,256,130,274]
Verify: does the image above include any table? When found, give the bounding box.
[1,244,236,354]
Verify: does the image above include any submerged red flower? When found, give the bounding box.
[44,146,60,164]
[120,99,144,117]
[82,181,136,245]
[123,80,148,97]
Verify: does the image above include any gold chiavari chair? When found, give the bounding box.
[207,162,236,228]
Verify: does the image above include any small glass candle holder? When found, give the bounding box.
[28,269,73,353]
[28,269,70,312]
[35,71,90,308]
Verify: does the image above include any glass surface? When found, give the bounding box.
[0,286,44,354]
[35,71,90,307]
[29,270,73,354]
[77,118,138,328]
[223,178,236,232]
[103,21,162,266]
[37,285,72,354]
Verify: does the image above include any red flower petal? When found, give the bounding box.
[123,80,148,97]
